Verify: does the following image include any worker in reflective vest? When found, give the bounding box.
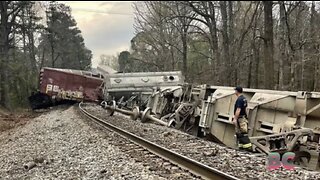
[232,86,252,151]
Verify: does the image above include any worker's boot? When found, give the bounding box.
[236,133,252,152]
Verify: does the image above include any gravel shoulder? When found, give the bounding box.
[0,105,193,179]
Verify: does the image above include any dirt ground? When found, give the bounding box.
[0,107,42,133]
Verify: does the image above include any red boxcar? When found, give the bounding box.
[29,67,104,109]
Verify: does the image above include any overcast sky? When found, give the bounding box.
[60,1,134,67]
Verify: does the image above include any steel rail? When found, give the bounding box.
[79,102,239,180]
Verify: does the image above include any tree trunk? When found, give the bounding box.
[40,47,46,70]
[181,30,188,81]
[0,2,10,107]
[263,1,274,89]
[252,32,260,89]
[247,54,252,88]
[51,40,55,67]
[278,1,286,90]
[290,57,297,90]
[207,2,220,85]
[170,49,175,71]
[308,2,316,91]
[315,58,320,91]
[228,1,235,86]
[22,9,28,68]
[28,31,37,73]
[220,1,230,85]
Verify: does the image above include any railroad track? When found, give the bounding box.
[79,102,239,180]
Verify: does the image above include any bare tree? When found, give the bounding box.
[129,1,320,92]
[188,1,221,84]
[263,1,274,89]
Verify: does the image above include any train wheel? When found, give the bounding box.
[100,101,107,109]
[130,106,140,120]
[108,100,116,116]
[141,107,151,123]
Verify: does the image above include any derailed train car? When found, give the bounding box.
[146,85,320,170]
[101,72,320,171]
[29,67,104,109]
[101,71,184,110]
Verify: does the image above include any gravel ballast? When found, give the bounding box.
[0,105,195,179]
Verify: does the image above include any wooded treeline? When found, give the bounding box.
[121,1,320,92]
[0,1,92,109]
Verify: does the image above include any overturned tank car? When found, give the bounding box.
[101,71,184,112]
